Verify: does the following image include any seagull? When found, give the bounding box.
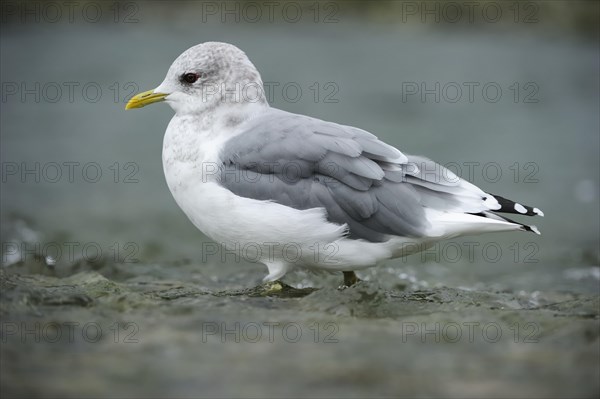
[126,42,543,287]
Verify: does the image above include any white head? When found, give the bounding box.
[126,42,267,115]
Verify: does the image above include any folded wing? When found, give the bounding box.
[218,109,541,242]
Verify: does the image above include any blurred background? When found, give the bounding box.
[1,1,599,398]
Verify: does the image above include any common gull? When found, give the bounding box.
[126,42,543,287]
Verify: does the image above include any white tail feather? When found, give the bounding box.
[424,209,526,238]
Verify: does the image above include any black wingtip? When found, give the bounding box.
[521,224,541,235]
[470,211,542,235]
[488,194,544,217]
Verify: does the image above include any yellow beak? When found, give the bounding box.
[125,90,168,110]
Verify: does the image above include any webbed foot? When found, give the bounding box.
[339,271,361,289]
[248,280,316,297]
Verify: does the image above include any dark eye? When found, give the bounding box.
[181,72,200,84]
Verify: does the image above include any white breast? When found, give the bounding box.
[162,114,387,277]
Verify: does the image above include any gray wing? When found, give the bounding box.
[218,109,489,242]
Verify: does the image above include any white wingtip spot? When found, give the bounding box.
[514,203,528,214]
[529,225,541,235]
[533,207,544,217]
[483,196,501,210]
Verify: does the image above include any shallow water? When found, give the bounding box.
[1,1,599,398]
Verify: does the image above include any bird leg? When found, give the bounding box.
[342,271,361,287]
